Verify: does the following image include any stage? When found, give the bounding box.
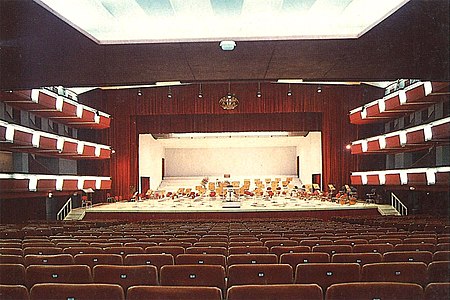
[80,175,387,221]
[82,196,383,221]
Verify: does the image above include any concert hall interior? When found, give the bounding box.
[0,1,449,299]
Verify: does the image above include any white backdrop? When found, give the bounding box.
[164,146,296,177]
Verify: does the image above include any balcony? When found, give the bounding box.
[0,89,110,129]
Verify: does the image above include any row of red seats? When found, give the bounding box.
[1,282,448,300]
[0,262,449,298]
[2,251,449,269]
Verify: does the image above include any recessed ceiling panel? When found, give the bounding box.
[34,0,409,44]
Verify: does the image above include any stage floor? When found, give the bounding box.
[88,196,379,213]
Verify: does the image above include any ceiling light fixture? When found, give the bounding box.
[137,89,142,96]
[317,86,322,93]
[257,82,262,98]
[198,83,203,98]
[287,84,292,96]
[167,86,172,99]
[219,82,239,110]
[220,41,236,51]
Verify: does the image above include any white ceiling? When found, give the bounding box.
[35,0,409,44]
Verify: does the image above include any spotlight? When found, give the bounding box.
[198,83,203,98]
[287,84,292,96]
[137,89,142,96]
[167,86,172,99]
[317,86,322,93]
[257,82,262,98]
[345,144,351,150]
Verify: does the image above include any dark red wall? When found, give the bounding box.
[80,83,383,198]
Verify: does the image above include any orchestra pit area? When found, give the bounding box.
[0,215,449,299]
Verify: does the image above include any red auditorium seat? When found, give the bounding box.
[29,283,124,300]
[361,262,428,286]
[103,246,144,256]
[127,286,222,300]
[185,246,228,256]
[280,252,330,271]
[160,265,226,291]
[0,254,25,264]
[264,240,298,248]
[92,265,158,290]
[0,264,26,285]
[333,239,368,246]
[74,253,123,268]
[123,242,158,248]
[432,250,450,261]
[227,264,293,287]
[193,242,228,248]
[436,243,450,251]
[383,251,433,264]
[424,283,450,300]
[62,246,104,255]
[325,282,423,300]
[353,243,394,254]
[23,247,63,255]
[0,248,23,256]
[145,246,185,257]
[229,237,259,242]
[294,263,360,290]
[159,241,193,248]
[331,252,383,265]
[269,245,311,258]
[404,237,437,244]
[227,284,323,300]
[394,243,435,252]
[227,254,278,266]
[427,261,450,283]
[24,254,74,266]
[0,242,22,248]
[228,241,264,247]
[124,253,174,271]
[228,246,269,254]
[369,238,403,245]
[312,245,352,255]
[26,265,92,288]
[0,284,29,300]
[175,254,227,268]
[300,240,333,247]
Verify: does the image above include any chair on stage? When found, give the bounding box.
[81,195,92,209]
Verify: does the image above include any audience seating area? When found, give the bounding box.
[0,216,449,299]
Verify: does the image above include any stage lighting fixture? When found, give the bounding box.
[198,83,203,98]
[257,82,262,98]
